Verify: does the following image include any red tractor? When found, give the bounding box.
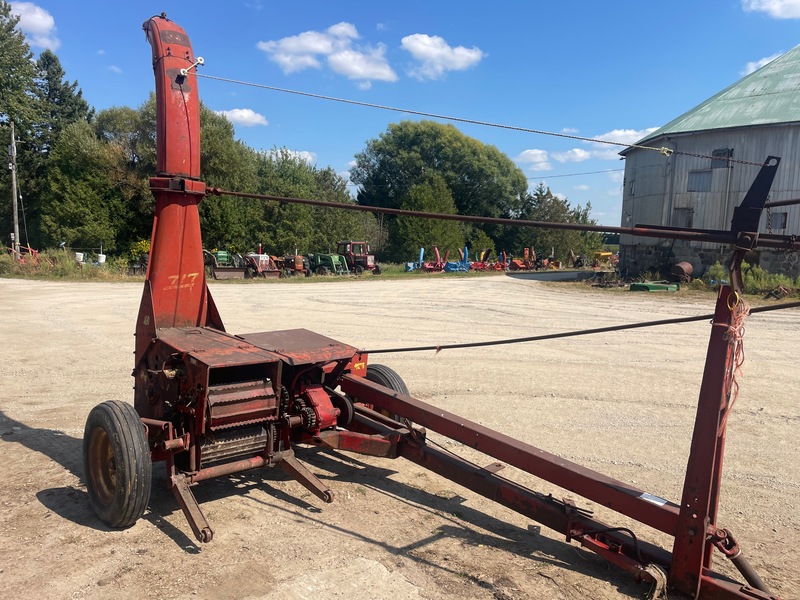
[336,240,381,275]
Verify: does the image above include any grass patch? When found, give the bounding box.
[0,249,135,281]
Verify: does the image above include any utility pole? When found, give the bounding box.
[9,121,20,259]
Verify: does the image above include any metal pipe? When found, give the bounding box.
[207,187,800,250]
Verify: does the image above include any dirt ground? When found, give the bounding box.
[0,274,797,600]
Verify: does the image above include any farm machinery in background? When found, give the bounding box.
[336,240,382,275]
[273,253,312,277]
[469,248,493,271]
[80,14,796,600]
[443,246,471,272]
[306,252,349,275]
[202,249,248,279]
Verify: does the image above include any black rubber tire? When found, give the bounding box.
[364,364,409,422]
[365,363,409,394]
[372,265,382,275]
[354,265,364,276]
[317,266,330,276]
[83,400,152,528]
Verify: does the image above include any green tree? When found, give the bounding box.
[0,1,40,246]
[20,50,95,247]
[39,121,130,250]
[501,183,602,260]
[350,120,527,250]
[197,105,261,250]
[92,106,154,248]
[0,2,38,126]
[32,50,93,154]
[250,148,377,255]
[391,173,463,262]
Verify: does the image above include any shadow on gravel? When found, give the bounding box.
[0,409,645,596]
[0,410,107,533]
[0,410,84,480]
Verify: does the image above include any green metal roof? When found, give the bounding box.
[637,44,800,145]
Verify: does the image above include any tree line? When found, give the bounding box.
[0,2,601,262]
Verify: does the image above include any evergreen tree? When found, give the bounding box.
[500,183,602,261]
[0,1,39,246]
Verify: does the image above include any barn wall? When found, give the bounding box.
[619,124,800,277]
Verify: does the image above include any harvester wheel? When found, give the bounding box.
[83,400,152,528]
[317,266,330,276]
[354,265,364,276]
[372,265,382,275]
[365,364,409,422]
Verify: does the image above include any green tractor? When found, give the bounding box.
[306,253,349,276]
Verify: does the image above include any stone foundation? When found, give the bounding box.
[620,243,800,279]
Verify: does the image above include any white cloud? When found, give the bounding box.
[257,22,397,86]
[573,184,589,191]
[552,148,591,163]
[515,149,552,172]
[328,44,397,82]
[108,65,122,74]
[742,0,800,18]
[553,192,567,201]
[741,51,783,75]
[588,127,659,159]
[10,2,59,50]
[327,22,358,39]
[216,108,269,127]
[97,49,105,56]
[289,150,317,164]
[561,127,578,134]
[401,33,484,80]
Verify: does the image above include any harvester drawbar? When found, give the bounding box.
[82,13,788,599]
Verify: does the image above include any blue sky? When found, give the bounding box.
[9,0,800,225]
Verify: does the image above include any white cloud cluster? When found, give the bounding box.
[516,127,657,173]
[515,149,552,172]
[216,108,269,127]
[740,51,783,75]
[257,22,397,87]
[400,34,484,80]
[10,2,59,50]
[742,0,800,18]
[258,23,484,86]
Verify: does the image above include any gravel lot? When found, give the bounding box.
[0,275,797,599]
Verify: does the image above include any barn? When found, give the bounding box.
[618,44,800,278]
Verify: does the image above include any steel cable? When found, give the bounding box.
[359,300,800,355]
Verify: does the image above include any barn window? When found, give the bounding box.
[672,207,694,228]
[712,148,733,169]
[688,170,712,192]
[770,211,788,230]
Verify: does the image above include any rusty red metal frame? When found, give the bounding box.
[135,14,789,599]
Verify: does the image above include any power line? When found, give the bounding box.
[196,72,767,167]
[528,168,625,180]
